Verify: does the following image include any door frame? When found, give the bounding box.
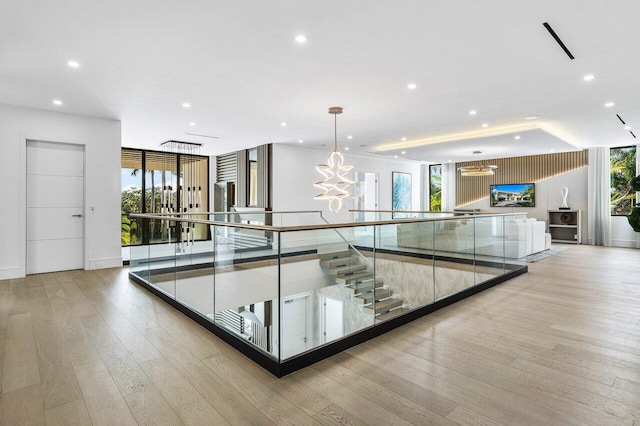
[19,135,88,276]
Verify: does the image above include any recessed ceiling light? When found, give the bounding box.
[182,102,191,108]
[583,74,594,81]
[401,137,407,141]
[281,122,287,127]
[605,102,615,108]
[52,99,62,106]
[550,149,555,152]
[469,110,477,115]
[345,147,350,151]
[394,155,398,158]
[347,135,353,139]
[189,122,196,126]
[525,116,538,120]
[401,151,406,154]
[67,60,80,68]
[298,139,304,143]
[294,35,307,44]
[514,135,521,140]
[481,123,489,128]
[624,126,631,130]
[448,160,452,163]
[407,83,417,90]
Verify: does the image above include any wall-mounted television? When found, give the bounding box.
[490,183,535,207]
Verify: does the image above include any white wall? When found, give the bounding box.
[0,103,122,279]
[611,216,640,248]
[272,144,422,223]
[459,167,589,243]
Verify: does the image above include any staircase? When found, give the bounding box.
[319,250,408,320]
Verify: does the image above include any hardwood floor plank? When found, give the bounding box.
[311,357,458,425]
[2,312,41,393]
[293,368,413,426]
[203,353,321,425]
[445,405,504,426]
[73,359,136,423]
[313,403,368,426]
[79,313,153,396]
[139,357,229,426]
[0,384,46,426]
[51,303,101,366]
[124,386,183,425]
[44,399,92,426]
[143,326,274,425]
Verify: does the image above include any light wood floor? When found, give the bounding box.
[1,244,639,425]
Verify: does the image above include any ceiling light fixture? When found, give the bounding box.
[407,83,417,90]
[67,60,80,68]
[605,102,615,108]
[52,99,62,106]
[401,151,406,154]
[525,116,538,120]
[458,162,498,177]
[347,135,353,139]
[314,107,354,213]
[294,35,307,44]
[401,137,407,141]
[182,102,191,108]
[514,135,521,140]
[550,149,556,152]
[482,123,489,128]
[469,110,477,115]
[345,147,350,151]
[448,160,452,163]
[394,155,398,158]
[298,139,304,143]
[583,74,594,81]
[189,122,196,126]
[281,122,287,126]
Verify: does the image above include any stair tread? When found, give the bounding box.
[354,288,393,304]
[344,280,383,295]
[320,250,351,260]
[329,264,367,276]
[362,298,403,315]
[319,256,359,267]
[375,307,410,321]
[335,271,375,284]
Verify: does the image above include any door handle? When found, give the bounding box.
[71,214,83,217]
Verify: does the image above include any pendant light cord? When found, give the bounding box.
[334,113,338,152]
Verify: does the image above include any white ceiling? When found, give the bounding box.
[1,0,639,160]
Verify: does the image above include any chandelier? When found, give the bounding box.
[314,107,354,212]
[458,163,498,176]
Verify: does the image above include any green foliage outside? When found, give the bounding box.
[429,165,442,211]
[121,186,142,245]
[610,146,637,215]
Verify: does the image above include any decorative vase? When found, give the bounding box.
[560,187,569,209]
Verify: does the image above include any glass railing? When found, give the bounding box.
[129,211,528,372]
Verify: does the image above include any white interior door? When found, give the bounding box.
[322,296,344,344]
[27,140,84,274]
[281,294,311,359]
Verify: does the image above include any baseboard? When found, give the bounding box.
[0,266,23,280]
[89,257,123,270]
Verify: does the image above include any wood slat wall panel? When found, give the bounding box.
[456,150,588,206]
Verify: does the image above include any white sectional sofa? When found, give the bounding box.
[502,217,551,258]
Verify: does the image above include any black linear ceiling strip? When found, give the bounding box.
[617,114,626,125]
[631,131,636,138]
[543,22,575,60]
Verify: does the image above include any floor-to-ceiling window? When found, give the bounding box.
[121,147,210,260]
[610,145,637,215]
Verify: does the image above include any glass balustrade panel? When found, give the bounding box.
[213,224,279,360]
[278,226,375,361]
